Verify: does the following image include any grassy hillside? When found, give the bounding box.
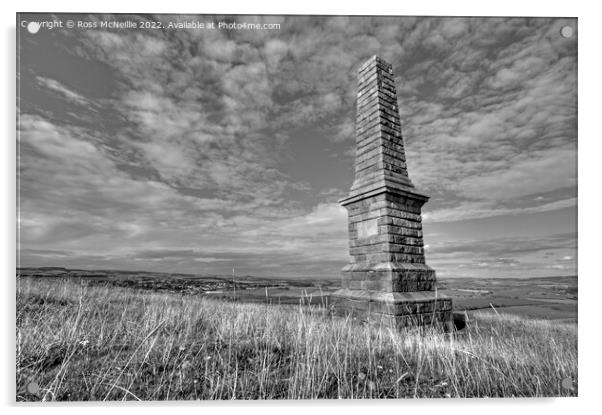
[16,277,577,401]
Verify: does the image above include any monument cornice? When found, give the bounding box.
[339,185,430,207]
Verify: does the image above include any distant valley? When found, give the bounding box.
[17,267,577,321]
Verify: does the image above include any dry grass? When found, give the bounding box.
[16,277,577,401]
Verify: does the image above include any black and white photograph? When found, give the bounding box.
[15,10,579,402]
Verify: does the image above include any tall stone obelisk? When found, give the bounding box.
[331,56,452,329]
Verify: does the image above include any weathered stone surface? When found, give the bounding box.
[331,55,452,329]
[331,290,453,329]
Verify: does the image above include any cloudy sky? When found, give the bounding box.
[17,14,577,280]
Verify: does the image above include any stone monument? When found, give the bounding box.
[331,55,453,329]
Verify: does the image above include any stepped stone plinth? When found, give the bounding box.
[331,56,453,329]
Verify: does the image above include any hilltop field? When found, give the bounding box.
[16,269,577,400]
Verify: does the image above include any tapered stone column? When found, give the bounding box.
[331,56,452,329]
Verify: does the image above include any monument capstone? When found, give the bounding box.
[331,55,453,329]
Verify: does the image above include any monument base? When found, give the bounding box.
[330,289,453,330]
[341,262,437,292]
